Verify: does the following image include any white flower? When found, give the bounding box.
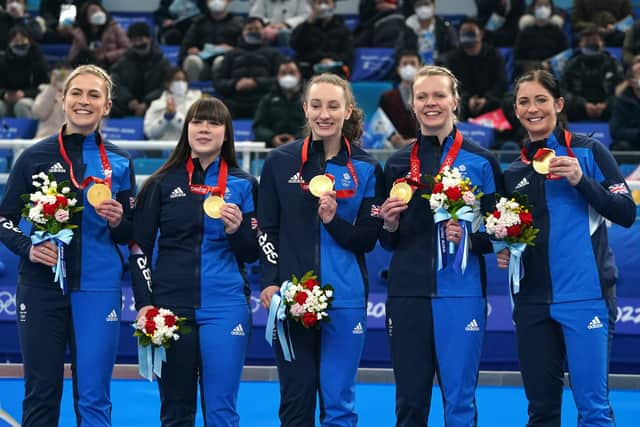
[68,198,77,207]
[50,181,57,188]
[32,181,41,187]
[62,187,70,194]
[325,290,333,298]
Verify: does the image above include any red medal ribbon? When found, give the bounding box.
[186,156,228,197]
[57,128,112,190]
[394,128,464,189]
[298,136,358,199]
[520,129,575,180]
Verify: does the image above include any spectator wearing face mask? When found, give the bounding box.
[32,65,71,138]
[213,17,286,118]
[252,59,306,147]
[154,0,208,45]
[0,26,49,118]
[39,0,99,43]
[0,0,45,50]
[513,0,568,77]
[290,0,354,79]
[378,50,421,147]
[144,67,203,141]
[572,0,632,47]
[110,22,172,118]
[67,0,130,68]
[610,55,640,150]
[180,0,245,81]
[561,25,624,122]
[400,0,457,65]
[440,17,507,120]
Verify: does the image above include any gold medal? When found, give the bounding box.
[86,183,112,207]
[390,181,413,204]
[203,195,224,219]
[308,174,334,197]
[532,148,556,175]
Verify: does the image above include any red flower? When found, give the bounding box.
[432,182,444,193]
[164,315,176,327]
[56,195,68,208]
[146,307,160,320]
[295,291,308,305]
[144,320,157,334]
[302,312,318,327]
[493,210,501,219]
[303,278,319,290]
[444,186,462,201]
[519,211,533,226]
[42,203,57,216]
[507,224,522,237]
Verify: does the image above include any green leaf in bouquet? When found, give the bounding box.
[20,194,31,203]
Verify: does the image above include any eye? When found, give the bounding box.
[191,119,202,125]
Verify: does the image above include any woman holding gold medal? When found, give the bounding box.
[130,97,258,426]
[379,65,502,426]
[0,64,135,426]
[258,73,384,426]
[497,70,635,426]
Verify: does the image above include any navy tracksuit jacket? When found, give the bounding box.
[504,129,635,427]
[380,129,502,427]
[0,130,135,427]
[131,157,258,427]
[258,137,384,426]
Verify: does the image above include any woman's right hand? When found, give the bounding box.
[29,241,58,267]
[380,197,408,232]
[496,248,510,269]
[260,285,280,309]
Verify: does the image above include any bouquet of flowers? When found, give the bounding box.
[21,172,82,293]
[265,271,334,361]
[423,165,483,273]
[485,193,539,295]
[133,306,189,381]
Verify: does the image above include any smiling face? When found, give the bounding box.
[62,73,111,135]
[303,82,353,142]
[188,118,226,165]
[412,74,458,139]
[514,80,564,141]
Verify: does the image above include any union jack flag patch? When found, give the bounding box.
[370,205,382,218]
[608,183,629,194]
[251,217,259,230]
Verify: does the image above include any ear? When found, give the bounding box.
[102,99,112,117]
[345,103,354,120]
[302,101,309,118]
[555,97,565,114]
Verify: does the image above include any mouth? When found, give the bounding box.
[423,111,441,117]
[526,116,544,123]
[73,109,93,115]
[315,121,334,130]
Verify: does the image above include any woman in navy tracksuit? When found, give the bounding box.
[0,65,135,427]
[258,73,384,426]
[498,70,635,427]
[380,65,502,427]
[130,97,258,427]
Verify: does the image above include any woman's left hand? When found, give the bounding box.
[549,155,583,186]
[221,203,243,234]
[96,199,124,228]
[318,191,337,224]
[445,219,462,245]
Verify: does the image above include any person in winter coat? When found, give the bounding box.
[609,55,640,150]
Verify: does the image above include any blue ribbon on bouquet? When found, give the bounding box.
[265,281,295,362]
[434,206,474,274]
[491,240,527,297]
[138,340,166,381]
[31,229,74,294]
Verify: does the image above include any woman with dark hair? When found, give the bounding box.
[258,73,384,425]
[67,0,130,67]
[499,69,635,426]
[130,97,258,427]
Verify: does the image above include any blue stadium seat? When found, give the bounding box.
[102,117,145,141]
[160,44,180,66]
[351,48,395,82]
[189,80,217,97]
[619,163,638,177]
[40,43,71,67]
[498,47,514,86]
[134,158,166,175]
[605,47,623,62]
[351,81,393,120]
[0,118,38,139]
[457,121,496,148]
[111,12,156,37]
[233,119,254,142]
[277,47,295,59]
[567,122,612,147]
[0,157,8,173]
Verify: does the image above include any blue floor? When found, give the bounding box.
[1,379,639,426]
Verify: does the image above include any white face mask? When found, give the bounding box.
[278,74,300,90]
[89,11,107,26]
[7,1,24,16]
[170,81,188,96]
[415,5,434,21]
[208,0,226,13]
[534,5,551,20]
[398,65,418,81]
[318,3,333,18]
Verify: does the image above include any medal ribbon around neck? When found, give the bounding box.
[298,136,358,199]
[57,127,112,190]
[186,156,228,197]
[520,129,575,180]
